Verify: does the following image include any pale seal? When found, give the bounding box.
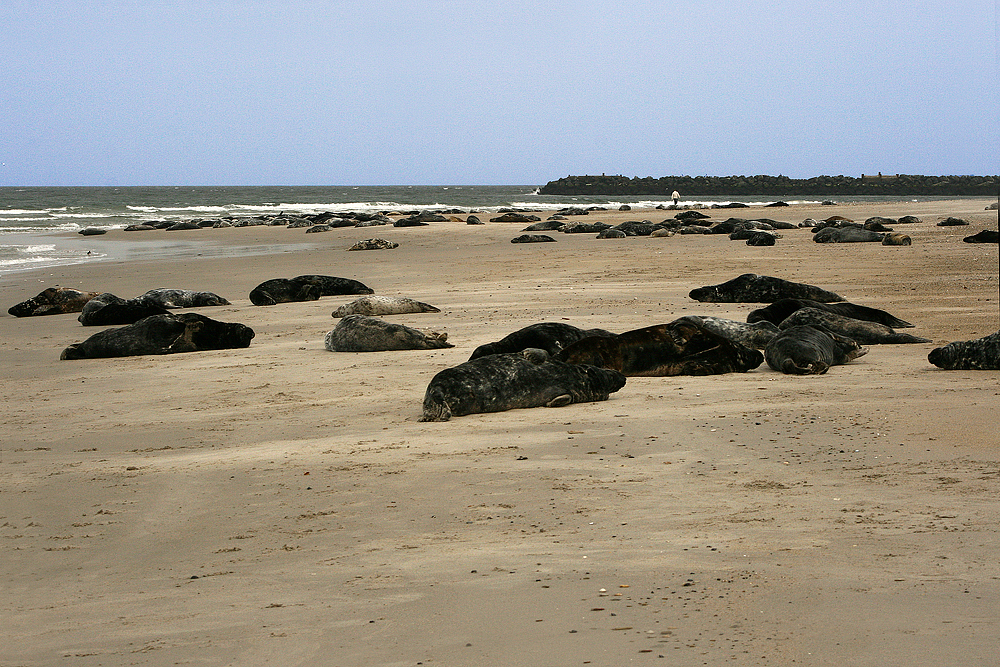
[332,295,441,318]
[324,314,452,352]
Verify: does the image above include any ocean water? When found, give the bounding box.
[0,185,962,274]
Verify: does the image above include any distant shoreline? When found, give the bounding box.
[540,174,1000,197]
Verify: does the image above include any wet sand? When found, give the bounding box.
[2,199,999,666]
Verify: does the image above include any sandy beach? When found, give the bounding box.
[3,199,1000,666]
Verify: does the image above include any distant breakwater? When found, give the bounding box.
[540,174,1000,197]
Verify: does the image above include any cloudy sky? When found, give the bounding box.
[2,0,997,186]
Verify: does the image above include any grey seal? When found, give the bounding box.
[778,308,930,344]
[419,349,626,421]
[8,287,101,317]
[928,331,1000,370]
[469,322,616,360]
[747,298,914,329]
[689,274,845,303]
[685,316,779,349]
[78,293,171,326]
[332,295,441,317]
[61,313,254,360]
[250,275,373,306]
[764,325,867,375]
[324,314,452,351]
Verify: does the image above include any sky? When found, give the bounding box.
[1,0,997,186]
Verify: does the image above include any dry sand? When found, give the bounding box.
[2,199,999,666]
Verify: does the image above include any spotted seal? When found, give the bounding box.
[746,298,914,328]
[928,331,1000,370]
[250,275,373,306]
[689,274,845,303]
[685,316,779,349]
[555,317,764,376]
[8,287,101,317]
[764,325,867,375]
[348,238,398,251]
[419,349,626,421]
[469,322,616,361]
[324,314,452,351]
[61,313,254,360]
[332,295,441,318]
[778,308,930,344]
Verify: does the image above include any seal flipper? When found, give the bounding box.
[546,394,573,408]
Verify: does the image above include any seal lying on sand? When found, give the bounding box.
[419,349,626,421]
[469,322,616,360]
[8,287,101,317]
[779,308,930,344]
[555,317,764,376]
[764,325,867,375]
[324,314,452,352]
[250,275,373,305]
[689,274,845,303]
[61,313,254,360]
[928,331,1000,370]
[78,293,170,326]
[747,298,914,328]
[813,227,885,243]
[133,288,230,308]
[685,316,779,349]
[332,295,440,318]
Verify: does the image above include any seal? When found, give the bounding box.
[555,317,764,376]
[778,308,930,344]
[469,322,616,360]
[685,316,779,349]
[348,238,398,251]
[963,230,999,243]
[746,298,914,328]
[764,325,867,375]
[324,314,452,351]
[511,234,556,243]
[928,331,1000,370]
[250,275,373,305]
[133,288,230,309]
[419,349,626,421]
[78,293,171,326]
[689,274,845,303]
[332,295,441,318]
[813,227,885,243]
[61,313,254,360]
[881,233,912,246]
[8,287,101,317]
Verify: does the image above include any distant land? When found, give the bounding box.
[539,174,1000,197]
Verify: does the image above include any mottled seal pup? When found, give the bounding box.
[324,314,452,352]
[928,331,1000,370]
[61,313,254,360]
[332,295,441,318]
[469,322,616,361]
[747,298,914,329]
[764,325,867,375]
[8,287,101,317]
[419,349,626,421]
[555,317,764,376]
[78,293,171,326]
[689,274,845,303]
[778,308,930,344]
[250,275,373,306]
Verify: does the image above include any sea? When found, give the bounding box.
[0,185,967,275]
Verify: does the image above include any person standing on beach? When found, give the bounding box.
[672,191,680,206]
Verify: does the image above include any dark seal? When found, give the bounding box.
[78,293,171,326]
[61,313,254,360]
[747,298,914,329]
[469,322,616,361]
[689,274,845,303]
[324,314,453,351]
[778,308,930,344]
[511,234,556,243]
[133,288,230,309]
[8,287,101,317]
[419,349,627,421]
[250,275,373,305]
[555,317,764,376]
[928,331,1000,370]
[764,325,867,375]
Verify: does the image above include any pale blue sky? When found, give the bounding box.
[2,0,997,185]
